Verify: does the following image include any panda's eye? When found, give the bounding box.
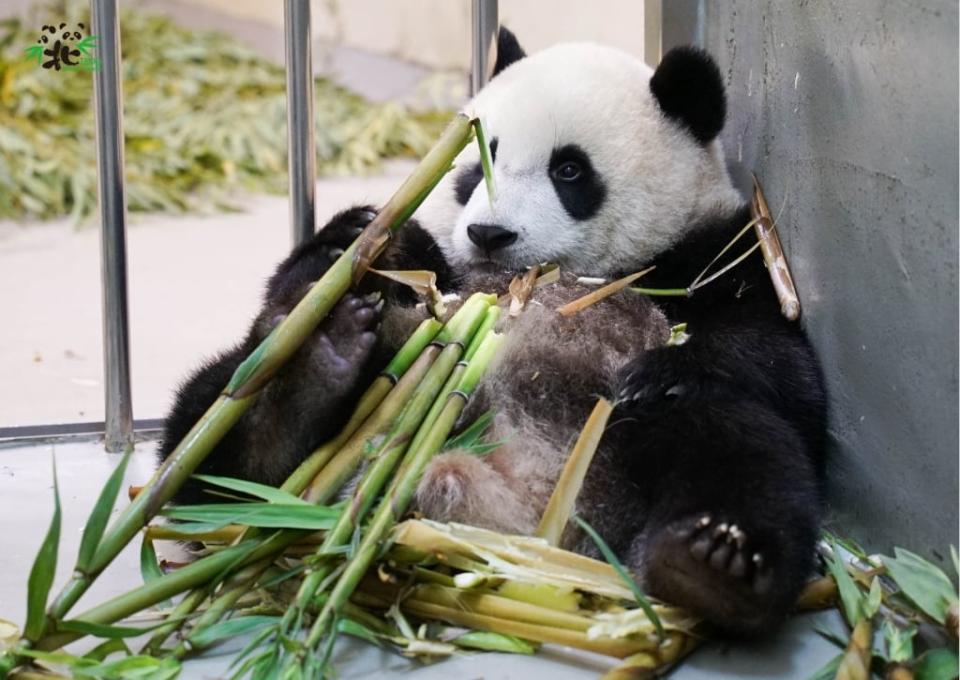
[552,161,582,182]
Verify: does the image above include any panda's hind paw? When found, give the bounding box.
[676,515,773,595]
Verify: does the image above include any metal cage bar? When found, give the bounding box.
[284,0,317,247]
[470,0,499,96]
[91,0,133,453]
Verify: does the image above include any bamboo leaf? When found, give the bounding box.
[77,451,132,572]
[24,456,61,641]
[337,618,382,647]
[161,502,339,530]
[951,545,959,581]
[57,618,174,639]
[882,548,957,624]
[191,474,310,505]
[864,576,882,618]
[82,638,131,662]
[913,648,959,680]
[188,615,280,649]
[139,535,164,586]
[73,654,181,679]
[453,630,537,654]
[824,543,864,626]
[882,620,915,663]
[572,515,664,640]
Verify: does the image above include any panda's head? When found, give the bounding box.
[414,29,743,276]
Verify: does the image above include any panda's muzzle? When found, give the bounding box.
[467,223,518,254]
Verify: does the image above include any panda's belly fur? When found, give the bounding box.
[378,272,669,541]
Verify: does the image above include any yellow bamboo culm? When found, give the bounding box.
[536,398,614,546]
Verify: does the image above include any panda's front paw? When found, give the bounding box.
[307,292,380,390]
[615,350,691,409]
[317,205,378,252]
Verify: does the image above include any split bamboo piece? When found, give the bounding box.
[751,176,800,321]
[536,398,614,546]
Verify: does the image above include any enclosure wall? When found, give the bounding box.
[665,2,959,558]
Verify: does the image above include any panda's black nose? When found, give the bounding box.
[467,224,517,252]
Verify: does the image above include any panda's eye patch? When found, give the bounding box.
[548,144,606,221]
[552,161,582,182]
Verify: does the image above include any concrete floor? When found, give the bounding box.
[0,439,844,679]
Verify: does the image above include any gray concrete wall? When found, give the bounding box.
[666,2,958,559]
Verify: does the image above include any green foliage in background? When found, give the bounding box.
[0,3,449,223]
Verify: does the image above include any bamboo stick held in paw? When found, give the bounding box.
[296,328,506,667]
[38,113,474,634]
[751,176,800,321]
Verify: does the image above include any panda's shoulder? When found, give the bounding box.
[650,206,754,281]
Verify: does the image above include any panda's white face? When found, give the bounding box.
[413,41,742,276]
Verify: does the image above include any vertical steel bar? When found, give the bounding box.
[284,0,317,247]
[91,0,133,453]
[470,0,499,96]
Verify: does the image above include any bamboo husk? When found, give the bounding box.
[835,618,872,680]
[751,176,800,321]
[796,575,839,611]
[536,398,614,546]
[557,268,654,316]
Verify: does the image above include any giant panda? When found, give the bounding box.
[159,29,827,636]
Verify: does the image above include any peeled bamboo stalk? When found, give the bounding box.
[296,330,505,665]
[39,114,474,634]
[751,176,800,321]
[362,589,647,658]
[361,579,593,632]
[536,398,613,546]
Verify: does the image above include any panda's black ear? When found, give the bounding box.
[649,47,726,144]
[492,26,526,78]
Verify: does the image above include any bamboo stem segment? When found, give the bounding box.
[297,328,505,664]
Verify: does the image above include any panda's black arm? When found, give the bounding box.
[157,207,394,504]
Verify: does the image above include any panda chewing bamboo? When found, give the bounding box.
[159,31,826,636]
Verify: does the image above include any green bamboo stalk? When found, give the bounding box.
[275,297,495,646]
[164,302,487,658]
[295,330,505,667]
[41,115,474,634]
[175,297,492,659]
[299,346,440,505]
[144,319,445,654]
